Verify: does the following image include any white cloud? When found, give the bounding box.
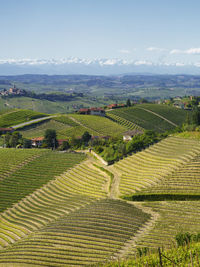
[118,49,131,54]
[147,47,167,52]
[170,48,200,55]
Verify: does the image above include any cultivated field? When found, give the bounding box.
[115,136,200,197]
[0,109,47,128]
[107,104,189,132]
[69,114,127,136]
[1,135,200,266]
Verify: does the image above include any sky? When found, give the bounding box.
[1,0,200,67]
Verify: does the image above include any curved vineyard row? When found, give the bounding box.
[115,137,200,197]
[107,104,188,132]
[106,113,143,131]
[0,109,47,128]
[0,199,151,266]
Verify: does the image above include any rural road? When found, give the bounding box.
[12,115,57,129]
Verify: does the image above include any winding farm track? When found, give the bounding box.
[138,107,178,127]
[11,115,56,129]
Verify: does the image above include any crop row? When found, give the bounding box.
[106,113,143,131]
[115,136,200,196]
[0,199,151,266]
[0,148,45,180]
[69,114,127,136]
[108,105,177,132]
[133,201,200,252]
[0,151,85,212]
[0,109,47,127]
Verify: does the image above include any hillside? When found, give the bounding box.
[0,149,151,266]
[1,135,200,265]
[107,104,190,132]
[19,114,128,139]
[0,109,47,128]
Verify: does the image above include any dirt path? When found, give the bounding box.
[12,115,56,129]
[78,151,160,258]
[138,107,178,127]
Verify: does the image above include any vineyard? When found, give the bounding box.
[20,119,72,139]
[69,114,127,136]
[1,133,200,265]
[107,104,189,132]
[0,109,47,128]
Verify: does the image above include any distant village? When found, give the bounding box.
[0,85,26,97]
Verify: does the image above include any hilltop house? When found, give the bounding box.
[123,130,143,141]
[78,107,105,116]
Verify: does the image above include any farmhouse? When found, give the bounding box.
[123,129,143,141]
[78,107,105,116]
[90,107,105,116]
[31,137,44,147]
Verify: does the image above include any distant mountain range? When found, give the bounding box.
[0,58,200,75]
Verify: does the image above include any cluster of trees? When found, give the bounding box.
[93,131,164,164]
[3,132,32,148]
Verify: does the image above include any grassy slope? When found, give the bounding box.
[69,114,127,136]
[0,109,47,127]
[107,104,190,132]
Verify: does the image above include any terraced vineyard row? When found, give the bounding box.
[69,114,127,136]
[0,147,153,266]
[134,201,200,251]
[138,103,190,126]
[115,136,200,197]
[139,153,200,195]
[0,151,86,212]
[106,113,143,131]
[0,109,47,127]
[0,199,150,266]
[0,148,45,181]
[107,104,188,132]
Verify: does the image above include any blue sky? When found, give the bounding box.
[1,0,200,66]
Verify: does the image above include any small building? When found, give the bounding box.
[78,107,105,116]
[90,107,105,116]
[79,108,91,115]
[0,127,14,134]
[31,137,44,147]
[107,104,118,109]
[123,130,143,141]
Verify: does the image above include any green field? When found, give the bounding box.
[115,136,200,197]
[0,109,47,128]
[107,104,190,132]
[2,133,200,265]
[69,114,127,136]
[0,148,152,266]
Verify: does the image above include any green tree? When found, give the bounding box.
[5,132,22,148]
[126,99,131,107]
[82,131,91,143]
[60,141,70,151]
[192,108,200,125]
[44,129,58,149]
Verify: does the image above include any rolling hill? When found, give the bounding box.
[107,104,190,132]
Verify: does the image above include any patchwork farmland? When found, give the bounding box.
[1,111,200,265]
